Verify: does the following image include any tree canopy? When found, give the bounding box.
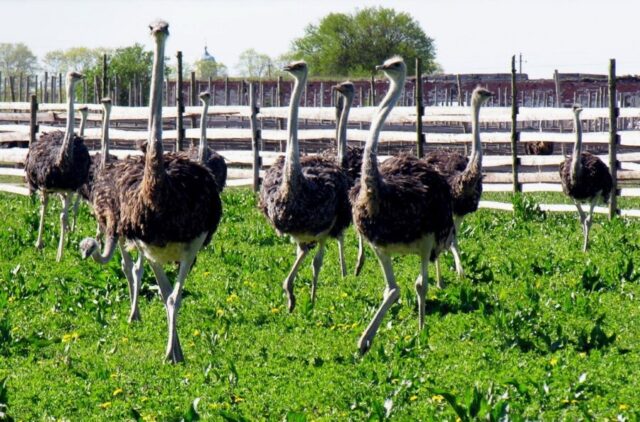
[235,49,273,79]
[290,7,438,77]
[0,43,38,76]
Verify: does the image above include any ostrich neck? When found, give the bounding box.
[90,236,117,264]
[467,99,483,173]
[337,95,352,168]
[198,101,209,163]
[143,36,166,191]
[79,113,87,137]
[100,109,111,168]
[570,114,583,182]
[360,75,404,201]
[282,74,305,193]
[58,82,76,163]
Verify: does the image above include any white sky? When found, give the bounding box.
[3,0,640,78]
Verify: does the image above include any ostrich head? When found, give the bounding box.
[79,238,99,260]
[66,71,84,86]
[375,56,406,83]
[199,91,211,104]
[471,86,494,107]
[283,61,308,81]
[332,81,355,101]
[149,20,169,38]
[101,97,112,111]
[78,106,89,115]
[572,104,583,116]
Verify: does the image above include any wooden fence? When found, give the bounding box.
[2,67,640,218]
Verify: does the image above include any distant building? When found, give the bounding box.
[201,46,216,64]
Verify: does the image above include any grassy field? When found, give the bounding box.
[1,188,640,420]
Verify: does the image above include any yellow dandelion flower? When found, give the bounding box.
[579,352,587,358]
[122,337,129,343]
[340,292,348,299]
[409,395,418,401]
[193,329,201,337]
[141,396,149,403]
[7,296,14,303]
[216,309,225,317]
[226,293,239,303]
[112,388,123,397]
[431,395,444,403]
[99,401,112,409]
[62,332,79,343]
[619,404,629,411]
[404,335,411,342]
[110,373,118,379]
[142,415,157,422]
[233,396,244,403]
[549,357,558,366]
[271,307,280,314]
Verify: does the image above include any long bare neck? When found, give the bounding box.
[79,111,88,137]
[570,113,583,182]
[198,100,209,163]
[360,74,404,200]
[143,36,166,189]
[467,97,483,173]
[282,73,306,192]
[100,108,111,168]
[337,95,353,169]
[58,81,76,163]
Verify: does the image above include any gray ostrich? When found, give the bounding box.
[350,57,455,354]
[259,61,351,311]
[423,86,493,285]
[559,105,612,251]
[25,71,90,261]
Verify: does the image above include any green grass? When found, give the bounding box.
[2,189,640,420]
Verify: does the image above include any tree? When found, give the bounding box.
[103,43,153,104]
[235,49,273,79]
[290,7,438,77]
[42,47,108,74]
[194,60,227,79]
[0,43,38,76]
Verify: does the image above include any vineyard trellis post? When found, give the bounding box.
[609,58,619,219]
[250,82,262,192]
[176,51,185,152]
[415,57,424,158]
[510,55,520,193]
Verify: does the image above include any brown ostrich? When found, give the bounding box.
[525,141,555,155]
[25,71,90,261]
[559,105,612,252]
[187,91,227,192]
[90,21,222,363]
[320,81,365,276]
[423,86,494,285]
[259,61,350,311]
[350,57,454,354]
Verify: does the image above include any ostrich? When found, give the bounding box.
[187,91,227,192]
[114,20,221,363]
[423,86,494,285]
[525,141,554,155]
[320,81,365,277]
[559,105,612,252]
[25,71,90,261]
[350,57,454,354]
[259,61,350,311]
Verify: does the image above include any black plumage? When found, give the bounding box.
[25,131,90,194]
[186,147,227,193]
[526,141,555,155]
[559,152,612,202]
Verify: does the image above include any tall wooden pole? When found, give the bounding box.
[608,59,619,219]
[102,54,108,98]
[250,82,262,191]
[29,94,38,146]
[176,51,185,152]
[415,58,425,158]
[510,55,520,193]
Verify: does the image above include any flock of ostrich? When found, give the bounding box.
[20,21,613,363]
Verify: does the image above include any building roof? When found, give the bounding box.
[201,46,216,63]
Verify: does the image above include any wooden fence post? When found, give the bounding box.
[9,76,15,102]
[249,82,262,191]
[102,54,108,98]
[190,71,196,106]
[276,75,283,131]
[176,51,185,152]
[58,73,62,103]
[415,57,425,158]
[18,73,23,102]
[370,75,376,106]
[510,55,520,193]
[608,59,619,219]
[29,94,38,146]
[456,74,463,106]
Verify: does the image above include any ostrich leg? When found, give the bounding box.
[70,194,81,231]
[336,235,347,278]
[56,193,72,262]
[354,234,365,276]
[450,236,464,278]
[583,199,598,252]
[119,241,142,322]
[310,238,327,305]
[282,244,310,312]
[358,248,400,355]
[414,249,430,330]
[35,192,49,249]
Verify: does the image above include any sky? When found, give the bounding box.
[3,0,640,78]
